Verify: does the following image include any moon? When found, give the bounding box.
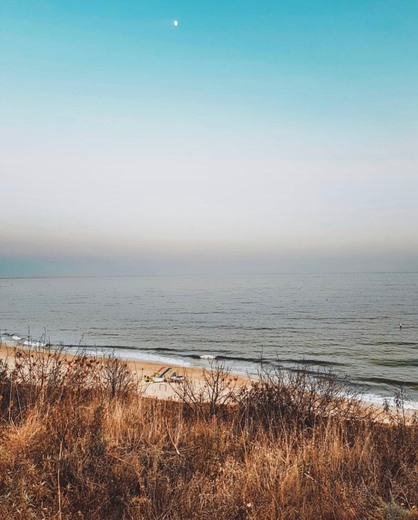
[173,20,179,27]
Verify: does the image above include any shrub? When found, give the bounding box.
[0,344,416,519]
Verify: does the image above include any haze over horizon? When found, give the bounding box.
[1,1,417,277]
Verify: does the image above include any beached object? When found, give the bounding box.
[159,367,172,378]
[148,367,172,383]
[144,366,171,383]
[169,372,184,382]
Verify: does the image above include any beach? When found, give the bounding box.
[0,340,249,401]
[2,338,417,421]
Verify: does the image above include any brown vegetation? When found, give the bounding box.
[0,345,417,519]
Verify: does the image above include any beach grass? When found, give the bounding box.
[0,345,417,519]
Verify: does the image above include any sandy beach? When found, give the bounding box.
[0,340,249,401]
[1,339,416,418]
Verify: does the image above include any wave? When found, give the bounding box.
[1,332,23,341]
[372,358,418,367]
[358,341,418,347]
[361,392,418,411]
[22,339,47,347]
[280,358,347,367]
[64,346,191,367]
[1,333,46,347]
[357,376,418,390]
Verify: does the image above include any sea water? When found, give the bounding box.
[1,273,417,406]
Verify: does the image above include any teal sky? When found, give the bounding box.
[1,1,417,276]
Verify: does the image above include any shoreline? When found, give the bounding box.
[1,339,417,415]
[0,340,250,401]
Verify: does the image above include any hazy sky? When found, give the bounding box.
[1,1,417,276]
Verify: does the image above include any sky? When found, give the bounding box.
[1,0,417,276]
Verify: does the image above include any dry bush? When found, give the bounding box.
[0,345,417,519]
[236,365,374,435]
[0,347,138,423]
[173,361,240,418]
[99,352,138,399]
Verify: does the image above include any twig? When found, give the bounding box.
[57,440,63,520]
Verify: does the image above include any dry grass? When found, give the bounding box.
[0,345,417,519]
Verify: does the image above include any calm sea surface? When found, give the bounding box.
[1,273,417,405]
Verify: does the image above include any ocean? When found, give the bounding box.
[1,273,417,406]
